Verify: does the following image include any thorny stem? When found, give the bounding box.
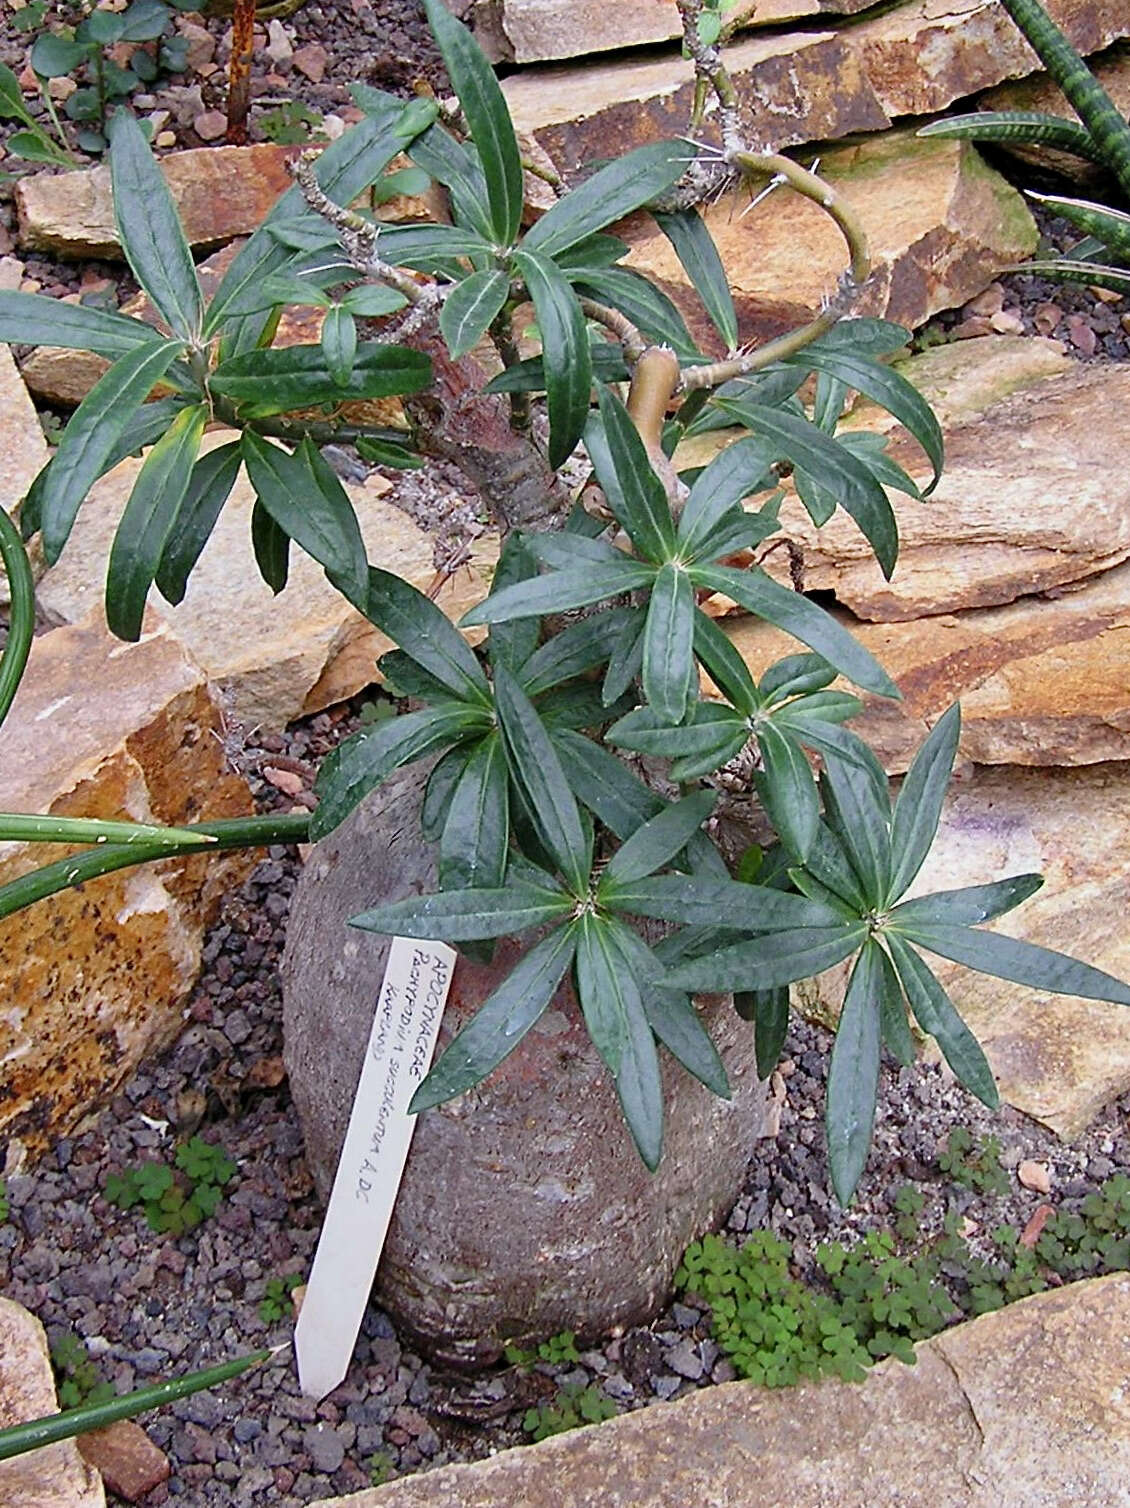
[578,298,648,364]
[678,0,741,157]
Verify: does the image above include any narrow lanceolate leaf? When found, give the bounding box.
[1030,194,1130,266]
[553,728,661,840]
[603,610,646,706]
[689,564,900,700]
[801,821,870,914]
[875,943,915,1067]
[820,748,892,908]
[0,813,217,847]
[241,435,369,606]
[312,704,489,839]
[665,924,867,994]
[461,558,657,626]
[643,564,695,724]
[0,291,163,359]
[210,343,431,414]
[518,607,636,696]
[106,403,207,640]
[512,250,591,469]
[826,942,883,1204]
[155,441,242,606]
[572,268,696,357]
[251,500,289,594]
[403,118,494,242]
[409,925,578,1112]
[892,921,1130,1007]
[614,925,729,1097]
[362,567,489,703]
[604,872,843,933]
[739,987,790,1081]
[485,532,541,672]
[886,933,998,1107]
[493,662,590,893]
[888,704,960,900]
[524,140,689,259]
[438,268,510,359]
[575,913,631,1074]
[108,111,202,340]
[439,732,509,890]
[652,207,738,350]
[320,303,357,386]
[678,434,777,555]
[590,388,677,562]
[917,110,1101,164]
[693,609,759,716]
[1014,261,1130,298]
[422,0,524,244]
[601,791,717,889]
[613,957,665,1170]
[420,744,473,842]
[892,875,1043,929]
[753,721,819,863]
[41,340,183,565]
[350,877,574,942]
[608,702,749,783]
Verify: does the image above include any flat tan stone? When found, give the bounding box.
[0,613,254,1154]
[472,0,874,63]
[35,429,496,731]
[0,343,49,605]
[796,761,1130,1138]
[309,1274,1130,1508]
[0,1299,105,1508]
[77,1421,169,1503]
[500,0,1130,172]
[624,129,1037,349]
[721,557,1130,774]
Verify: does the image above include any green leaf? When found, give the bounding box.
[486,342,628,395]
[251,500,289,593]
[439,732,509,889]
[106,403,207,640]
[350,874,573,941]
[819,747,892,908]
[787,348,943,497]
[653,207,738,350]
[917,109,1101,163]
[210,342,430,415]
[518,607,636,696]
[759,652,836,702]
[886,934,998,1106]
[462,558,657,625]
[688,564,900,700]
[692,608,759,716]
[602,609,646,705]
[642,564,695,724]
[423,0,523,244]
[614,924,729,1097]
[320,304,357,385]
[740,987,790,1080]
[355,436,423,470]
[420,744,473,841]
[613,958,665,1171]
[0,61,37,123]
[439,268,510,359]
[891,921,1130,1007]
[601,791,717,889]
[512,250,592,469]
[753,721,819,863]
[486,533,541,671]
[341,284,411,317]
[0,291,163,359]
[40,340,183,565]
[604,872,843,932]
[888,704,960,901]
[396,123,494,241]
[892,875,1043,929]
[30,32,91,77]
[553,728,659,839]
[575,912,631,1074]
[525,140,688,258]
[494,662,590,893]
[241,435,369,605]
[409,925,578,1111]
[826,942,883,1204]
[665,924,868,993]
[800,822,870,915]
[678,435,778,556]
[108,111,203,342]
[155,441,242,606]
[589,387,677,561]
[572,268,697,357]
[608,701,748,782]
[7,129,75,167]
[312,704,489,838]
[359,566,490,703]
[875,943,914,1067]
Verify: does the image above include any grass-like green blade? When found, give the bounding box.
[1012,261,1130,296]
[893,921,1130,1006]
[642,563,695,724]
[1028,191,1130,264]
[886,933,998,1107]
[0,503,34,731]
[826,941,882,1204]
[41,339,183,564]
[106,403,207,640]
[155,441,242,607]
[350,877,573,941]
[409,924,578,1112]
[0,814,217,847]
[891,875,1043,929]
[918,110,1102,163]
[423,0,523,244]
[512,250,592,469]
[109,111,203,341]
[887,703,960,901]
[525,141,687,259]
[653,207,739,350]
[0,290,163,359]
[439,268,510,360]
[439,731,509,890]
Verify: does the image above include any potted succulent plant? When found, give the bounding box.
[2,0,1128,1365]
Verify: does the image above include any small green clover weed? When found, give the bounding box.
[367,1451,395,1487]
[504,1329,582,1369]
[103,1136,236,1235]
[259,1274,302,1325]
[257,100,326,145]
[51,1331,115,1411]
[938,1127,1009,1197]
[522,1383,617,1441]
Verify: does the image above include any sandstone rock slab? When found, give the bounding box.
[35,429,495,732]
[625,130,1037,349]
[283,765,767,1366]
[0,1298,105,1508]
[795,761,1130,1138]
[310,1273,1130,1507]
[0,343,49,606]
[501,0,1130,172]
[0,612,254,1154]
[77,1422,169,1503]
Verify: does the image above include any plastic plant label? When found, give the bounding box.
[295,936,456,1400]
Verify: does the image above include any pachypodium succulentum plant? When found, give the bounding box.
[2,0,1129,1204]
[920,0,1130,298]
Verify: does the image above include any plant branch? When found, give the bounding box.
[578,298,648,364]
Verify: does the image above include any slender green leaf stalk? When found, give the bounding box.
[0,502,35,730]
